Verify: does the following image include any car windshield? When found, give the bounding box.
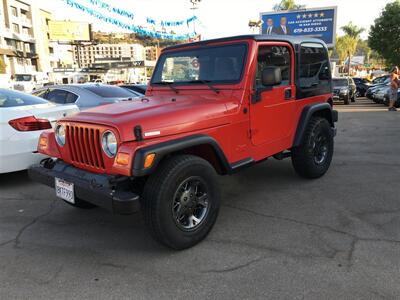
[82,85,136,98]
[0,89,48,107]
[333,79,348,86]
[15,74,32,82]
[151,43,247,85]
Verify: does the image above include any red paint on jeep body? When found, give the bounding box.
[37,37,332,177]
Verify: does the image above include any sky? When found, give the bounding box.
[39,0,393,40]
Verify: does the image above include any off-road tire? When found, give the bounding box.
[142,155,220,250]
[63,198,97,209]
[292,117,334,179]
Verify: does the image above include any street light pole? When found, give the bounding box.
[190,0,201,35]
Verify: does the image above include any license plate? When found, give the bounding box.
[55,178,75,204]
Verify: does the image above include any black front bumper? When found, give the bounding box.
[28,160,140,214]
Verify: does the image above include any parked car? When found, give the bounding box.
[32,84,142,110]
[0,89,78,174]
[332,77,356,104]
[12,73,48,93]
[29,35,337,250]
[383,88,400,107]
[371,75,390,85]
[120,84,147,95]
[373,85,391,104]
[352,77,371,97]
[366,78,391,100]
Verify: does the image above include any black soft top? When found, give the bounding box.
[164,34,328,52]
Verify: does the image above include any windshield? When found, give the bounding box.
[15,74,33,82]
[333,79,348,87]
[0,89,48,107]
[82,85,136,98]
[151,43,247,85]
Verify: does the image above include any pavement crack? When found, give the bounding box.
[203,257,262,273]
[13,198,57,249]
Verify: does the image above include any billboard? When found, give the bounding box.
[260,7,337,47]
[48,21,92,42]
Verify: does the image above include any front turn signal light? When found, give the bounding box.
[116,152,130,166]
[38,136,48,149]
[144,153,156,169]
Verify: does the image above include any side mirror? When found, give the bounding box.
[262,66,282,86]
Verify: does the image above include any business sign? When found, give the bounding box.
[260,7,337,47]
[53,68,76,72]
[48,21,92,42]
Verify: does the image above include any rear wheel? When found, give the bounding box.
[142,155,220,250]
[292,117,334,179]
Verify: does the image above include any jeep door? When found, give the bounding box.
[250,43,296,146]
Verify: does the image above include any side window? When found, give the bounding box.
[32,90,48,99]
[65,92,78,104]
[46,89,69,104]
[255,46,291,89]
[299,43,331,90]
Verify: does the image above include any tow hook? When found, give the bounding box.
[40,158,56,169]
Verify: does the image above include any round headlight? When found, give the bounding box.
[55,124,66,147]
[102,131,117,157]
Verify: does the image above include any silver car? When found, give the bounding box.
[32,84,142,110]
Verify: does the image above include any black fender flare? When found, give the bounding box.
[293,103,338,147]
[132,134,231,177]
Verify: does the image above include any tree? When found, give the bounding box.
[341,22,365,39]
[339,22,364,76]
[336,35,357,65]
[273,0,305,11]
[369,0,400,67]
[0,57,6,74]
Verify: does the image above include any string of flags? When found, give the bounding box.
[64,0,196,40]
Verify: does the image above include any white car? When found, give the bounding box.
[0,89,79,173]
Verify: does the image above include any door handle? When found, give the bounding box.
[284,88,292,100]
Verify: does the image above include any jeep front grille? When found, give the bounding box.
[65,125,105,169]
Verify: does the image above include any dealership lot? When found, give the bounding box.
[1,98,399,299]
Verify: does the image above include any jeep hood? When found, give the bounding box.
[61,93,232,142]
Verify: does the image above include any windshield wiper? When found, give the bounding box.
[152,81,179,94]
[188,80,220,94]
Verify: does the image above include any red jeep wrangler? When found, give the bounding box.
[29,35,337,249]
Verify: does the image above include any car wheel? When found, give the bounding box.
[142,155,220,250]
[344,96,350,105]
[63,197,97,209]
[292,117,334,179]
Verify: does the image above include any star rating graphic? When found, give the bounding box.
[297,12,325,19]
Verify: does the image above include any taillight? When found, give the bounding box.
[8,116,52,131]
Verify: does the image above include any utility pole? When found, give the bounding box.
[190,0,201,35]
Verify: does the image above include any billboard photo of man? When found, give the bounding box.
[274,16,291,35]
[265,18,275,35]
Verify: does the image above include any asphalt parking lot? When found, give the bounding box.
[1,98,399,299]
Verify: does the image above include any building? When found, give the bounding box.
[73,43,146,68]
[145,46,160,61]
[0,0,37,75]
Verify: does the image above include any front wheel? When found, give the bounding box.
[142,155,220,250]
[292,117,334,179]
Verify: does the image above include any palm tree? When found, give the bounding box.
[340,22,364,76]
[273,0,305,11]
[341,22,365,39]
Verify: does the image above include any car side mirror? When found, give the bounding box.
[262,66,282,86]
[252,67,282,104]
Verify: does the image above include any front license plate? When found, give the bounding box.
[55,178,75,204]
